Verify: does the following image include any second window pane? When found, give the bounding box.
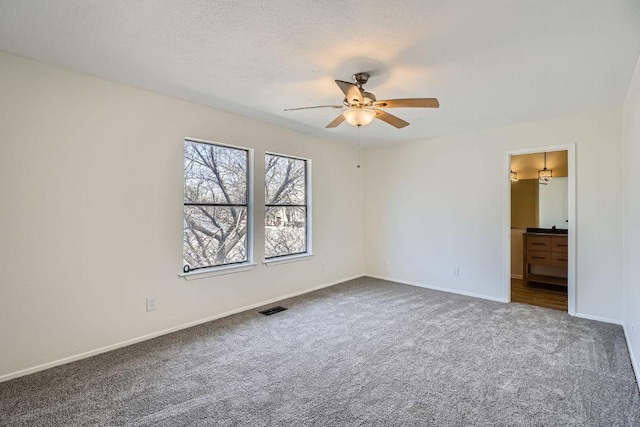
[265,206,306,258]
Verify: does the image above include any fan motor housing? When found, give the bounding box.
[343,91,376,107]
[362,91,376,105]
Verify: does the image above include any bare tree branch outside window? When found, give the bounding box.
[183,140,249,271]
[265,154,308,258]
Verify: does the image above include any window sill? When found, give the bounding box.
[180,263,257,281]
[263,253,314,267]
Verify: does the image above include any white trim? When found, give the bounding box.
[182,137,255,274]
[264,151,313,261]
[623,324,640,392]
[306,159,313,256]
[264,150,311,162]
[247,147,255,264]
[366,274,509,303]
[180,263,257,280]
[511,274,523,280]
[503,143,577,315]
[574,312,622,325]
[185,136,249,151]
[264,253,314,266]
[0,274,364,383]
[567,145,576,315]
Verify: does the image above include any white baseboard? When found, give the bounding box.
[0,274,364,383]
[365,274,509,303]
[511,274,523,279]
[623,324,640,392]
[574,312,623,325]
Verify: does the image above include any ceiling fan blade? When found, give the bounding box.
[284,105,344,111]
[374,98,440,108]
[375,110,409,129]
[335,80,363,104]
[325,114,346,128]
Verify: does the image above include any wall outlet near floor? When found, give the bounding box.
[320,263,326,273]
[453,267,460,277]
[146,297,158,312]
[383,259,388,266]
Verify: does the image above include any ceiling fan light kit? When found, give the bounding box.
[284,72,440,129]
[343,108,376,127]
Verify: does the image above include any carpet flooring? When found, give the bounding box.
[1,277,639,426]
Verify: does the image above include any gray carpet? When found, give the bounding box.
[1,277,639,426]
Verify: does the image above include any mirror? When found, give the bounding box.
[510,151,568,230]
[539,177,568,228]
[510,178,568,229]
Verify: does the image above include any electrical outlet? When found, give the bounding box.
[453,267,460,277]
[383,259,387,266]
[320,263,326,272]
[146,297,158,312]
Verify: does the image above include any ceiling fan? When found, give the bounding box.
[284,72,439,129]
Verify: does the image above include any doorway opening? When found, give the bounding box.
[504,144,576,314]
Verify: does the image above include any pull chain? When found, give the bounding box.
[357,125,361,168]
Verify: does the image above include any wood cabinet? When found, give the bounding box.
[523,233,568,287]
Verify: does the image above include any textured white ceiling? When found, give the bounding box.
[1,0,639,145]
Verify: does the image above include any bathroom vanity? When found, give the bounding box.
[522,230,568,287]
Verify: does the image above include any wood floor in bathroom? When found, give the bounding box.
[511,278,568,311]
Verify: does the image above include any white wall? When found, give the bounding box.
[364,111,623,321]
[622,53,640,384]
[1,48,633,382]
[0,52,364,380]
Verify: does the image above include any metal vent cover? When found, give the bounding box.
[259,306,288,316]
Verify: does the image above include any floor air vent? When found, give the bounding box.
[259,306,288,316]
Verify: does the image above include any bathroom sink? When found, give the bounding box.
[526,227,568,234]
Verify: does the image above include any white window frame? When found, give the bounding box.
[264,152,313,266]
[181,137,255,280]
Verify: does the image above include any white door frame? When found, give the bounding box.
[503,143,576,315]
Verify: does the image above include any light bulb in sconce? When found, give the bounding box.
[538,168,552,181]
[538,152,553,182]
[343,108,376,127]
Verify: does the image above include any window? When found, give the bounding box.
[265,153,310,259]
[183,139,252,272]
